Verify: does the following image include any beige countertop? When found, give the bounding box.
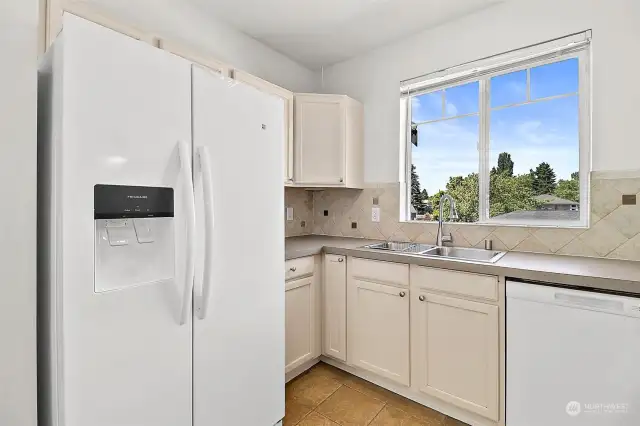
[285,235,640,295]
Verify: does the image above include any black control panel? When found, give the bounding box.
[94,185,174,219]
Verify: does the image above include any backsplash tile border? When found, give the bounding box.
[286,173,640,262]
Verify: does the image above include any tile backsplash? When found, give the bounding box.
[286,174,640,262]
[284,188,313,237]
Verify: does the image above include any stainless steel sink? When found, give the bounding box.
[421,246,506,263]
[362,242,435,253]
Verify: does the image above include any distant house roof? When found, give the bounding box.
[493,210,580,221]
[534,194,578,205]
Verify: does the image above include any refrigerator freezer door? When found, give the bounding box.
[53,14,193,426]
[192,65,286,426]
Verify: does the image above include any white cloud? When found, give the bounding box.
[445,102,458,116]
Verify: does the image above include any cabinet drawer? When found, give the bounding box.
[285,256,315,281]
[351,258,409,287]
[410,265,498,301]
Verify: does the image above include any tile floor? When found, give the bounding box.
[285,362,469,426]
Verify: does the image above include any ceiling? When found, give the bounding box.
[78,0,503,70]
[190,0,503,69]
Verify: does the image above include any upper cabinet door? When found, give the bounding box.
[294,94,345,185]
[412,291,499,421]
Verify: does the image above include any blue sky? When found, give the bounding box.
[412,58,579,195]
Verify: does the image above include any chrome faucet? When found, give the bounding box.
[437,194,458,246]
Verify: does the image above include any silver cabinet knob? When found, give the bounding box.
[419,295,426,302]
[339,178,344,183]
[289,267,296,272]
[399,291,406,297]
[338,258,344,263]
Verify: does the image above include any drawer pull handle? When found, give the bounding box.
[338,258,344,263]
[399,291,406,298]
[419,295,426,302]
[289,267,297,272]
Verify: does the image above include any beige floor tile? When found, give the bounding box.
[342,375,397,403]
[312,362,353,384]
[287,371,343,408]
[443,416,469,426]
[316,386,385,425]
[284,398,314,426]
[385,393,444,425]
[298,411,340,426]
[370,406,436,425]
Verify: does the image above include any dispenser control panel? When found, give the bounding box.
[94,184,174,219]
[94,184,175,293]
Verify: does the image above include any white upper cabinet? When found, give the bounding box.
[293,94,363,188]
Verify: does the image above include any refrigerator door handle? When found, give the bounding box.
[178,140,197,325]
[196,146,215,320]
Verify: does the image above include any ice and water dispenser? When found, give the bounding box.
[94,185,175,292]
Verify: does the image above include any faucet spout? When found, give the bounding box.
[436,194,457,246]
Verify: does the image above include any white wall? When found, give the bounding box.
[0,0,38,425]
[320,0,640,183]
[76,0,318,93]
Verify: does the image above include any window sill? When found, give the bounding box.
[401,219,589,229]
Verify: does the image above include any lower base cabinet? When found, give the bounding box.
[412,290,500,421]
[348,277,410,386]
[285,275,316,373]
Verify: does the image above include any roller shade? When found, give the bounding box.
[401,31,591,98]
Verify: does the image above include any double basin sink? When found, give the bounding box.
[361,242,506,264]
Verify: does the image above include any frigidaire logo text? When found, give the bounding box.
[127,195,148,199]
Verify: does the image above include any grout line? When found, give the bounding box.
[365,402,388,425]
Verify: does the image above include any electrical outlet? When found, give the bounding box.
[286,207,294,221]
[371,207,381,223]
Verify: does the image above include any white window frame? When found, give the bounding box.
[401,37,591,228]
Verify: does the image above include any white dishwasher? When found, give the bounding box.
[507,280,640,426]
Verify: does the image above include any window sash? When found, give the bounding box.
[404,46,590,228]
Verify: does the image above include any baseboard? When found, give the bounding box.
[285,357,320,383]
[319,356,502,426]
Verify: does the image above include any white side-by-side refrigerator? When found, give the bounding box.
[38,14,285,426]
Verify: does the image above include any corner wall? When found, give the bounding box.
[319,0,640,182]
[0,0,38,424]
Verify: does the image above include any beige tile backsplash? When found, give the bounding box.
[286,174,640,261]
[284,187,314,237]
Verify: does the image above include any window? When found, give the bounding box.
[402,34,591,227]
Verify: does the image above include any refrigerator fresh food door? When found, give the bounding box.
[192,65,285,426]
[53,14,193,426]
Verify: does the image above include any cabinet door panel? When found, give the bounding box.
[348,279,410,386]
[285,276,315,372]
[412,292,499,420]
[323,255,347,361]
[295,97,344,184]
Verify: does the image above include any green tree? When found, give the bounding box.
[446,174,479,222]
[429,190,446,220]
[420,189,432,214]
[490,172,540,217]
[410,164,422,213]
[492,152,514,176]
[555,172,579,202]
[531,162,557,195]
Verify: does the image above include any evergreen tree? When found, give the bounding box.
[531,162,557,195]
[421,189,432,214]
[411,164,423,212]
[495,152,514,176]
[570,171,579,181]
